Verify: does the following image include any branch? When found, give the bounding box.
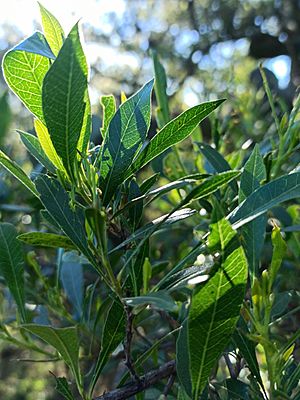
[93,360,176,400]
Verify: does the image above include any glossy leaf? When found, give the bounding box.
[3,37,50,120]
[0,223,26,322]
[239,145,266,281]
[100,94,116,140]
[109,208,196,253]
[23,324,81,386]
[18,130,56,173]
[35,175,93,263]
[229,172,300,229]
[124,291,177,312]
[99,79,154,203]
[0,149,38,196]
[38,2,64,56]
[188,217,247,397]
[34,119,65,172]
[17,232,76,250]
[89,299,125,396]
[42,23,88,175]
[125,99,225,178]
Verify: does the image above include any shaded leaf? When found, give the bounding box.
[0,223,26,322]
[13,31,55,59]
[0,149,38,196]
[124,291,177,312]
[60,261,83,318]
[18,232,76,250]
[38,2,64,56]
[53,376,75,400]
[176,320,192,397]
[125,99,225,178]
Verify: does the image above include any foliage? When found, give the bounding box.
[0,4,300,400]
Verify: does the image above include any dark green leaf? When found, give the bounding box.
[125,99,225,178]
[42,23,88,175]
[0,150,39,197]
[53,376,75,400]
[18,130,56,173]
[177,320,192,397]
[99,80,154,204]
[0,223,26,322]
[188,217,247,397]
[229,172,300,229]
[139,173,159,194]
[23,324,81,387]
[17,232,76,250]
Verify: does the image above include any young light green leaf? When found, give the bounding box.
[269,226,287,290]
[99,79,154,204]
[18,130,56,173]
[53,376,75,400]
[239,145,266,282]
[34,119,65,172]
[198,142,238,193]
[109,208,196,254]
[125,99,225,179]
[35,175,94,264]
[17,232,76,250]
[77,92,91,156]
[100,94,116,140]
[152,50,170,128]
[0,149,38,197]
[23,324,81,387]
[229,172,300,229]
[124,292,177,312]
[188,217,247,398]
[89,299,125,396]
[38,2,64,56]
[3,40,50,120]
[42,23,88,176]
[0,223,26,322]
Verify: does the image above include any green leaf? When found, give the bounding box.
[198,142,238,193]
[160,265,209,292]
[152,50,170,128]
[38,2,64,57]
[229,172,300,229]
[176,320,192,396]
[188,217,247,397]
[42,23,88,176]
[3,36,50,120]
[89,299,125,396]
[125,99,225,179]
[99,79,154,204]
[13,31,55,59]
[34,119,65,172]
[124,291,177,312]
[0,223,26,322]
[77,92,91,156]
[23,324,81,386]
[109,208,196,254]
[0,149,38,196]
[60,261,83,318]
[35,175,94,264]
[100,94,116,140]
[17,232,76,250]
[18,130,56,173]
[239,145,266,282]
[53,376,75,400]
[269,226,287,289]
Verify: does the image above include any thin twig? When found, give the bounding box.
[93,360,176,400]
[162,372,176,398]
[124,305,139,381]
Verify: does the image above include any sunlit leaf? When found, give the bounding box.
[38,2,64,56]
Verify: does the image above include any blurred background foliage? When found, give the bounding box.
[0,0,300,399]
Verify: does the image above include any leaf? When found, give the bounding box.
[109,208,196,254]
[99,79,154,204]
[160,265,210,292]
[100,95,116,140]
[128,179,143,229]
[152,50,170,128]
[38,2,64,56]
[3,36,50,120]
[0,149,38,197]
[269,226,287,289]
[127,241,149,296]
[229,172,300,229]
[35,175,94,264]
[34,119,65,172]
[0,223,26,322]
[23,324,81,386]
[177,320,192,396]
[53,376,75,400]
[42,23,88,176]
[239,145,266,281]
[124,292,177,312]
[140,173,159,194]
[18,130,56,173]
[188,217,247,398]
[12,31,55,59]
[60,261,83,318]
[198,142,238,193]
[89,299,125,396]
[17,232,76,250]
[77,93,91,156]
[125,99,225,179]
